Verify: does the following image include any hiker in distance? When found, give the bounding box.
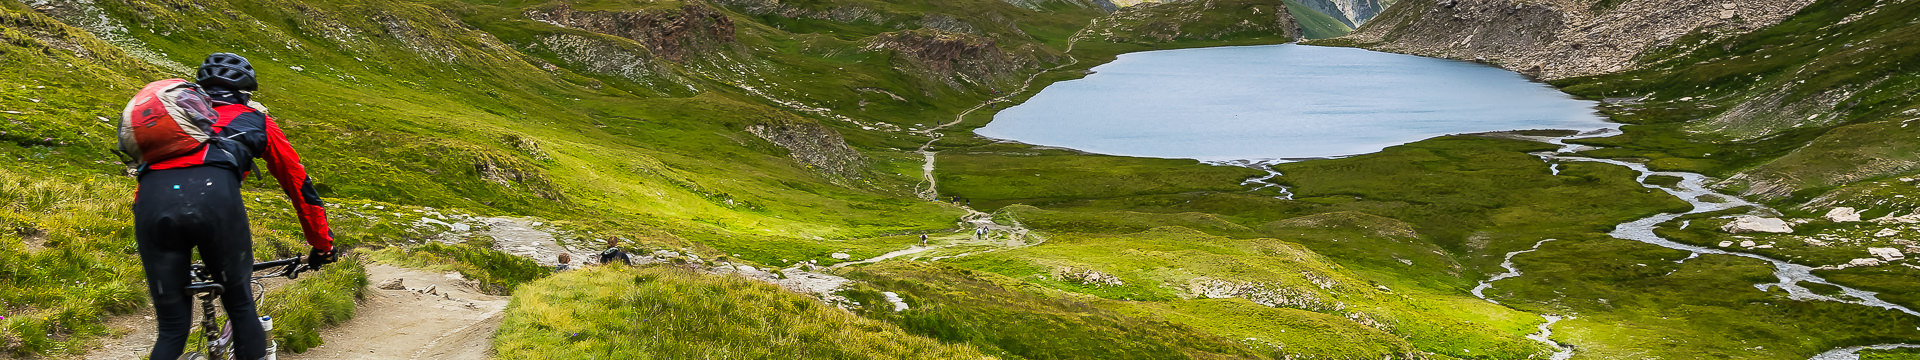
[127,52,339,360]
[601,236,634,265]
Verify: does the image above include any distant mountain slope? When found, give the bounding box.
[1330,0,1920,207]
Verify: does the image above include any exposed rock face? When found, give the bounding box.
[1345,0,1815,80]
[525,4,736,62]
[863,29,1033,90]
[745,122,867,181]
[1721,216,1794,234]
[1293,0,1389,28]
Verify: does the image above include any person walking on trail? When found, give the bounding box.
[134,52,338,360]
[600,236,633,266]
[555,253,573,272]
[920,233,929,246]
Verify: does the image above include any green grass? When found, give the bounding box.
[494,265,995,359]
[259,258,369,353]
[841,262,1290,360]
[368,243,552,295]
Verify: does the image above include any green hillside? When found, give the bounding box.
[1283,0,1356,39]
[4,0,1920,359]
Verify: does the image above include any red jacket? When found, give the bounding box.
[149,103,335,251]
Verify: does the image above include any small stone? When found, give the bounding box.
[1740,240,1757,248]
[1721,3,1736,9]
[377,278,405,290]
[1876,229,1901,237]
[1718,241,1734,247]
[1719,10,1736,19]
[830,252,851,260]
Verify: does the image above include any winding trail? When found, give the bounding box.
[915,18,1100,201]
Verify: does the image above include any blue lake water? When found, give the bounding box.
[975,44,1614,161]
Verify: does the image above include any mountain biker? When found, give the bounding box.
[135,53,338,360]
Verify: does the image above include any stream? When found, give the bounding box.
[1476,129,1920,359]
[1535,131,1919,317]
[1205,159,1294,200]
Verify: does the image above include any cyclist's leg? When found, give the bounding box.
[135,167,219,360]
[195,168,269,360]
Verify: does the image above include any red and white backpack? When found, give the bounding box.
[118,79,220,164]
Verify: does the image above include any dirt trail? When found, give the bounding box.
[78,307,157,359]
[286,264,507,360]
[915,18,1099,201]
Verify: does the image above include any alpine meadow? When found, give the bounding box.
[4,0,1920,359]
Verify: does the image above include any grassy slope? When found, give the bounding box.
[1550,0,1920,203]
[4,0,1916,358]
[1282,0,1355,39]
[495,265,995,359]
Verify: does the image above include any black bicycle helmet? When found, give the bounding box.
[195,53,256,91]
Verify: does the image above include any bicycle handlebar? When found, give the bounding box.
[251,256,308,280]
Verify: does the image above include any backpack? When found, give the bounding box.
[118,79,220,164]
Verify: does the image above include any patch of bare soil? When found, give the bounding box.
[283,264,506,360]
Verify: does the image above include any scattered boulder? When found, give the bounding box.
[1722,216,1794,234]
[1740,240,1757,248]
[1869,248,1906,261]
[830,252,851,260]
[1824,207,1862,222]
[377,278,406,290]
[1877,214,1920,224]
[1849,258,1886,267]
[1718,241,1734,247]
[1877,228,1901,237]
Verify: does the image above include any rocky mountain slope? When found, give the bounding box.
[1341,0,1814,80]
[1335,0,1920,206]
[1292,0,1391,28]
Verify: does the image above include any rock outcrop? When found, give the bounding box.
[526,4,737,62]
[1869,248,1905,261]
[746,122,867,181]
[1825,207,1862,223]
[1343,0,1814,80]
[863,29,1034,90]
[1722,216,1794,234]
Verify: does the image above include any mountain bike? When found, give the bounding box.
[178,256,308,360]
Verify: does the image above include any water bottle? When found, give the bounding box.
[259,315,273,332]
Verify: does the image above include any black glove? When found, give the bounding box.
[308,248,338,269]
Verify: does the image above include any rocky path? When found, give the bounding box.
[286,264,507,360]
